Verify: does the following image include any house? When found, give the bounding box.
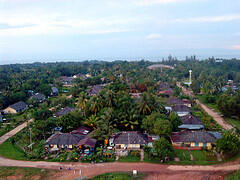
[71,127,91,135]
[157,81,170,90]
[73,74,88,81]
[77,137,97,153]
[169,97,191,107]
[171,131,221,150]
[88,85,104,96]
[4,101,28,114]
[178,114,204,130]
[110,131,149,151]
[45,127,96,153]
[51,87,58,96]
[129,93,142,98]
[60,76,74,86]
[172,105,192,117]
[158,89,173,96]
[54,106,75,117]
[45,133,85,151]
[31,93,46,103]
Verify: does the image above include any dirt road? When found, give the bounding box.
[176,82,233,130]
[0,155,240,180]
[0,119,33,145]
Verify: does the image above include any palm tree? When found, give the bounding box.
[137,92,153,115]
[76,92,87,116]
[88,96,102,115]
[85,115,98,128]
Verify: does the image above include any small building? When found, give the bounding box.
[88,85,104,96]
[158,89,173,96]
[77,136,97,153]
[111,131,149,151]
[54,106,75,118]
[157,81,171,90]
[172,105,192,117]
[164,106,172,114]
[178,114,204,130]
[171,131,221,150]
[4,101,28,114]
[71,127,91,135]
[129,93,142,98]
[169,97,191,107]
[51,87,59,96]
[45,133,85,151]
[60,76,74,86]
[31,93,46,103]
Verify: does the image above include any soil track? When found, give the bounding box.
[176,82,233,130]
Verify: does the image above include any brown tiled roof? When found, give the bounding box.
[46,133,85,145]
[9,101,27,111]
[172,105,192,112]
[71,127,91,135]
[180,114,203,125]
[171,131,218,143]
[31,93,45,101]
[113,131,148,145]
[77,137,96,147]
[55,106,75,117]
[88,85,104,95]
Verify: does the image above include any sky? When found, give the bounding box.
[0,0,240,64]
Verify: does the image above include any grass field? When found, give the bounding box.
[0,166,52,180]
[118,154,140,162]
[174,149,191,161]
[0,140,27,160]
[90,172,144,180]
[224,170,240,180]
[169,150,218,165]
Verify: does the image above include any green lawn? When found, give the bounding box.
[224,170,240,180]
[0,166,52,180]
[118,155,140,162]
[0,140,27,160]
[191,150,206,161]
[169,150,218,165]
[90,172,144,180]
[174,149,191,161]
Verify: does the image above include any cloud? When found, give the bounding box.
[173,14,240,23]
[230,45,240,50]
[0,23,36,29]
[136,0,201,6]
[146,33,163,40]
[0,15,135,36]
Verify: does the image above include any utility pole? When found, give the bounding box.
[29,127,32,153]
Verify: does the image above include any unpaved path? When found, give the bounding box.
[0,156,240,180]
[0,119,33,145]
[176,82,233,130]
[195,100,233,130]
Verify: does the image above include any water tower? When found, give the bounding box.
[189,70,192,85]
